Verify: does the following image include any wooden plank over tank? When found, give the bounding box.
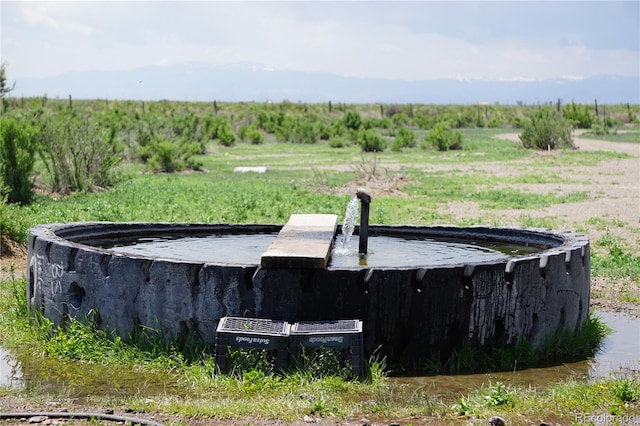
[261,214,338,268]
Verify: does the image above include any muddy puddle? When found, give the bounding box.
[391,310,639,397]
[1,311,638,397]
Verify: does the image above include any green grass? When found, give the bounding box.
[2,126,640,423]
[451,375,640,421]
[580,129,640,143]
[592,232,640,281]
[0,276,635,424]
[417,312,609,375]
[5,127,633,244]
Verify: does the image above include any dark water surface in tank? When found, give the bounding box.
[1,312,638,398]
[82,233,542,267]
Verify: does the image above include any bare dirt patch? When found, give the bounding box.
[475,133,639,253]
[447,133,639,316]
[0,235,27,281]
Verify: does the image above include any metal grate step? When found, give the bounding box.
[218,317,289,336]
[290,319,364,378]
[215,317,291,374]
[291,319,361,334]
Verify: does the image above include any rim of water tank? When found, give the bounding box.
[28,221,588,269]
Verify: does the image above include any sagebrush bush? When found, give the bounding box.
[290,119,318,144]
[343,111,362,131]
[328,137,347,148]
[36,111,124,192]
[0,115,37,204]
[425,121,463,151]
[246,126,265,144]
[357,128,386,152]
[519,108,574,150]
[216,121,236,146]
[391,127,416,151]
[138,134,201,172]
[563,102,593,129]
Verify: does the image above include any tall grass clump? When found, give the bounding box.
[418,312,608,375]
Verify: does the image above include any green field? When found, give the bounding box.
[1,99,639,425]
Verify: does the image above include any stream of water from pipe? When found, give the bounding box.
[336,194,359,255]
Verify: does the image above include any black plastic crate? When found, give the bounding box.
[215,317,290,374]
[290,319,364,377]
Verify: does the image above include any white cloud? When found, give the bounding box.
[2,1,638,81]
[22,5,60,30]
[21,2,93,35]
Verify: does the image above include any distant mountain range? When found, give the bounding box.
[12,62,640,105]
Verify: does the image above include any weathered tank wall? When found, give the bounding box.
[27,222,590,364]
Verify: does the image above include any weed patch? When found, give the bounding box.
[592,232,640,281]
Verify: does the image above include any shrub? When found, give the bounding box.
[343,111,362,131]
[328,137,347,148]
[316,121,331,141]
[290,119,318,144]
[414,113,437,130]
[563,102,593,129]
[589,122,610,136]
[487,115,502,128]
[246,126,265,144]
[425,121,463,151]
[138,135,201,172]
[391,127,416,152]
[519,108,574,150]
[357,128,386,152]
[391,113,408,128]
[238,125,265,144]
[0,115,37,204]
[329,119,347,138]
[603,116,622,129]
[36,111,124,193]
[217,121,236,146]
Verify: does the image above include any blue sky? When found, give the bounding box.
[2,1,638,82]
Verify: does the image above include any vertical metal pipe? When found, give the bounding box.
[356,189,371,255]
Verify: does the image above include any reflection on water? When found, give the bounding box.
[389,311,640,396]
[0,348,180,396]
[588,311,640,377]
[85,233,541,268]
[1,311,638,396]
[0,347,22,389]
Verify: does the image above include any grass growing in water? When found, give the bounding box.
[416,312,609,375]
[0,272,637,423]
